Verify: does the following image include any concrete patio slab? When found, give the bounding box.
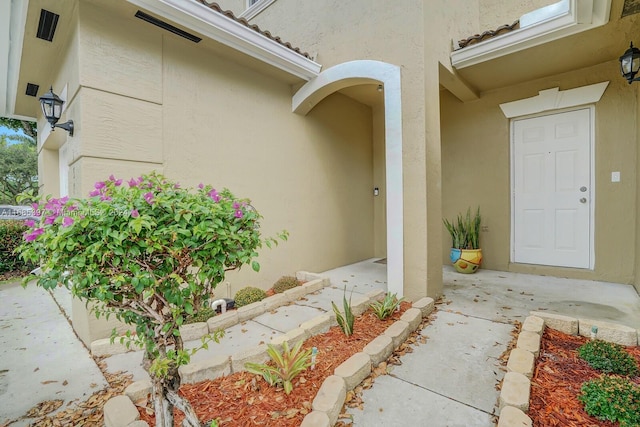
[0,282,108,426]
[252,303,325,333]
[388,310,512,414]
[347,374,495,427]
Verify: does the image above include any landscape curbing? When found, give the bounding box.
[102,270,436,427]
[497,313,640,427]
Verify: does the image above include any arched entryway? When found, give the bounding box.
[292,60,404,296]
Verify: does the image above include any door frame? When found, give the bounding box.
[509,106,596,269]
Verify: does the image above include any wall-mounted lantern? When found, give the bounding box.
[39,86,74,136]
[619,42,640,84]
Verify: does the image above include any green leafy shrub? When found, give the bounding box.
[272,275,300,293]
[578,340,639,376]
[185,306,216,324]
[235,286,267,307]
[0,220,34,273]
[370,292,403,320]
[332,286,354,336]
[17,172,287,427]
[443,206,481,249]
[245,340,312,394]
[579,375,640,426]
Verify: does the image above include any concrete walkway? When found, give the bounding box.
[0,281,107,427]
[1,260,639,427]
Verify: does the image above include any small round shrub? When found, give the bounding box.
[235,286,267,307]
[579,375,640,426]
[577,340,639,376]
[184,306,216,324]
[272,276,301,293]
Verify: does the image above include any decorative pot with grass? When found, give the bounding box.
[443,207,482,274]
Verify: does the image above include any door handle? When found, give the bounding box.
[580,186,587,192]
[579,197,587,204]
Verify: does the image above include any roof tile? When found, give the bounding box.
[456,20,519,50]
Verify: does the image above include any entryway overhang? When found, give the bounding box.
[446,0,636,95]
[293,60,405,297]
[451,0,612,69]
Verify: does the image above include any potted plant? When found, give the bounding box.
[443,207,482,274]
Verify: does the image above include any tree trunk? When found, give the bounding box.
[145,337,202,427]
[152,379,174,427]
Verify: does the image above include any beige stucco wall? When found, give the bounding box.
[252,0,452,300]
[441,60,638,284]
[36,0,376,343]
[477,0,558,30]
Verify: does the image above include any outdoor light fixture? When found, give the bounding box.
[377,84,383,92]
[619,42,640,84]
[39,86,74,136]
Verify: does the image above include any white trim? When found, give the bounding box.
[451,0,611,69]
[127,0,320,80]
[293,60,405,297]
[509,106,596,269]
[499,81,609,118]
[0,0,29,118]
[240,0,276,21]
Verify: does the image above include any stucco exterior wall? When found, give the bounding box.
[161,33,375,289]
[477,0,558,30]
[42,0,375,343]
[441,60,638,284]
[252,0,450,300]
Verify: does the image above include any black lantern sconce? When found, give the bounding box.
[39,86,74,136]
[619,42,640,84]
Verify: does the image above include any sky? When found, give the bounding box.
[0,124,28,145]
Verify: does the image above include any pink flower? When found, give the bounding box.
[89,189,101,197]
[59,196,69,204]
[208,189,220,202]
[233,201,240,209]
[114,179,123,186]
[44,215,56,225]
[198,183,204,189]
[143,192,154,205]
[109,174,116,181]
[24,219,35,228]
[174,183,180,189]
[127,178,138,188]
[131,209,139,218]
[62,217,74,227]
[234,209,243,219]
[95,181,106,190]
[24,228,44,242]
[100,195,112,201]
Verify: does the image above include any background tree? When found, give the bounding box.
[0,117,37,140]
[0,118,38,204]
[19,173,287,427]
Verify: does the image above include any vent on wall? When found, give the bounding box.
[134,11,202,43]
[36,9,60,42]
[25,83,40,97]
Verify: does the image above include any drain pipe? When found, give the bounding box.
[210,299,227,314]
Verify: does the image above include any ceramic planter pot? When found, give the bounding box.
[450,248,482,274]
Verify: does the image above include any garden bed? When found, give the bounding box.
[529,328,640,426]
[136,301,419,426]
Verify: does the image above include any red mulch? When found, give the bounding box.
[138,302,412,426]
[529,328,640,427]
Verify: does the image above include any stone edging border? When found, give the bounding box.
[91,271,328,357]
[497,311,640,427]
[102,272,436,427]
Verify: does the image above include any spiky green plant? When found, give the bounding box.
[244,340,312,395]
[370,292,404,320]
[443,206,481,249]
[332,286,355,336]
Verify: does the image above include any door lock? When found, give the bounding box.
[580,186,587,192]
[579,197,587,204]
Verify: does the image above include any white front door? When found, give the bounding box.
[512,108,593,269]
